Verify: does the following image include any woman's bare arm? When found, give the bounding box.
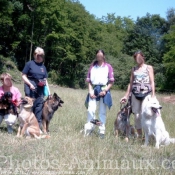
[148,65,155,97]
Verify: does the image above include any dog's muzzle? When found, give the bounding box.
[58,100,63,107]
[21,99,28,105]
[151,106,162,115]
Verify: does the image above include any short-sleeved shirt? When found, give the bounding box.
[86,62,114,85]
[0,86,21,102]
[22,60,48,80]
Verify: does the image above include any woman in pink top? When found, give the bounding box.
[0,73,21,133]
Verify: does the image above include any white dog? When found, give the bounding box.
[141,96,175,149]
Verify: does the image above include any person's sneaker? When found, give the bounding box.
[7,125,13,134]
[99,133,105,139]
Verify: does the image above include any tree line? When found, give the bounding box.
[0,0,175,91]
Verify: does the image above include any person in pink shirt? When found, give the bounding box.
[0,73,21,133]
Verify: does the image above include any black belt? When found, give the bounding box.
[28,77,37,82]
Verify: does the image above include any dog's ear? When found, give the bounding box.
[53,93,59,98]
[54,93,62,101]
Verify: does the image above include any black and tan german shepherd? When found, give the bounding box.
[114,96,136,142]
[42,93,64,133]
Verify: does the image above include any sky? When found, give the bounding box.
[78,0,175,21]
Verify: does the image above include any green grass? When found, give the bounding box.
[0,84,175,175]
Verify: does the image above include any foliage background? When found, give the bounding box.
[0,0,175,91]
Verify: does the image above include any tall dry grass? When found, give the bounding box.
[0,84,175,175]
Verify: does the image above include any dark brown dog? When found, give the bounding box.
[114,100,136,142]
[42,93,64,133]
[0,92,17,115]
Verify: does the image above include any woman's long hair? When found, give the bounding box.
[92,49,106,66]
[133,50,145,60]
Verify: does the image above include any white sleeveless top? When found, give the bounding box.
[133,65,150,84]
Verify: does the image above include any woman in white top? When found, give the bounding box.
[84,49,114,139]
[120,51,155,138]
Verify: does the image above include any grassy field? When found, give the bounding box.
[0,83,175,175]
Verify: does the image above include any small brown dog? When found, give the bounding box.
[114,101,136,142]
[42,93,64,133]
[17,96,49,139]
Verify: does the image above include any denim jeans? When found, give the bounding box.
[33,97,44,124]
[86,97,107,134]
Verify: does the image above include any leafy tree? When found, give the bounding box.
[106,54,135,89]
[0,0,174,91]
[162,25,175,90]
[166,8,175,27]
[123,13,168,89]
[0,0,13,56]
[98,15,134,57]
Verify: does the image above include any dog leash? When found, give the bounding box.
[32,88,52,99]
[32,88,42,97]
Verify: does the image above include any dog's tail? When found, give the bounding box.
[33,134,50,139]
[41,135,50,139]
[169,138,175,144]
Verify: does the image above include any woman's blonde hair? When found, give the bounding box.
[0,73,12,80]
[34,47,45,56]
